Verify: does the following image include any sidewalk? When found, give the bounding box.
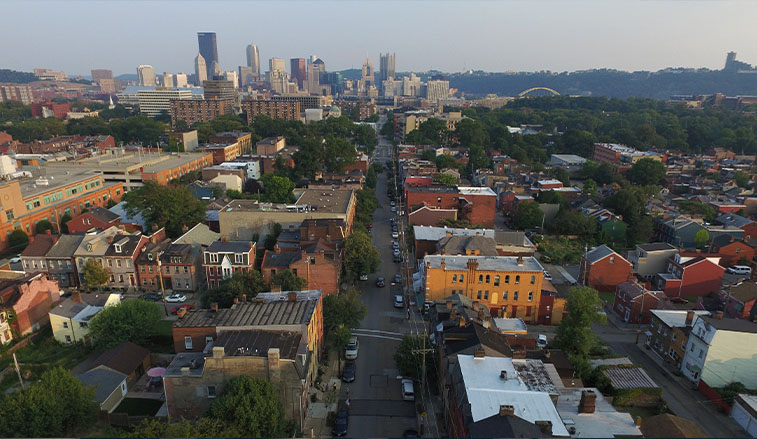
[302,351,342,438]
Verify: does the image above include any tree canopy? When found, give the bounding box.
[122,181,207,238]
[81,259,109,289]
[514,201,544,230]
[88,300,165,348]
[627,158,667,186]
[208,376,287,437]
[201,270,267,308]
[343,230,380,279]
[259,174,295,204]
[270,270,307,292]
[8,229,29,252]
[554,286,604,357]
[323,288,367,333]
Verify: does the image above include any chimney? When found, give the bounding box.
[28,236,34,244]
[446,300,453,310]
[517,256,523,265]
[473,348,485,358]
[714,310,724,319]
[180,366,190,376]
[535,420,552,435]
[241,294,247,302]
[498,405,514,417]
[212,346,224,358]
[268,347,280,368]
[499,370,507,380]
[233,297,239,304]
[71,290,83,303]
[210,303,219,312]
[248,241,254,249]
[177,307,188,318]
[45,229,52,235]
[634,416,643,428]
[221,236,229,243]
[579,390,597,414]
[287,291,298,302]
[685,311,695,326]
[182,224,189,233]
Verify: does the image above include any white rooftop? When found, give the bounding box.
[424,255,544,273]
[457,355,569,437]
[493,317,527,333]
[556,388,642,438]
[650,310,711,328]
[413,225,495,242]
[537,179,563,186]
[457,186,497,196]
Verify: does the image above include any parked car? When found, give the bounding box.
[393,254,402,263]
[139,293,162,302]
[392,231,399,239]
[171,304,192,315]
[537,334,548,348]
[393,248,401,257]
[390,201,396,207]
[332,407,349,437]
[392,241,400,249]
[544,271,552,281]
[342,361,356,383]
[727,265,752,277]
[345,336,359,360]
[165,294,187,303]
[393,274,402,284]
[376,277,386,288]
[391,206,397,212]
[401,378,415,401]
[394,294,404,308]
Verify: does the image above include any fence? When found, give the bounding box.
[99,410,168,428]
[698,379,733,414]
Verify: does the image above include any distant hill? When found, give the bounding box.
[0,69,37,83]
[116,73,138,82]
[449,69,757,99]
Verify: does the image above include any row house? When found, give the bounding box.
[652,254,725,298]
[612,281,668,324]
[656,216,705,249]
[45,234,84,287]
[161,244,204,292]
[628,243,679,281]
[20,233,58,276]
[73,227,122,286]
[261,240,341,295]
[203,240,256,288]
[578,245,633,292]
[103,234,149,289]
[0,273,62,344]
[723,282,757,320]
[679,236,755,269]
[647,310,711,369]
[715,213,757,241]
[135,237,172,291]
[66,207,122,234]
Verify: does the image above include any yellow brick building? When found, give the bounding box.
[422,255,544,322]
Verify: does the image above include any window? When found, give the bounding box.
[63,321,68,328]
[205,336,214,345]
[494,275,500,286]
[437,197,442,203]
[515,275,520,284]
[485,275,490,283]
[503,291,508,301]
[672,334,677,342]
[530,275,535,285]
[690,343,695,352]
[505,275,510,284]
[116,260,122,268]
[108,260,113,267]
[459,274,463,283]
[65,335,71,343]
[234,253,244,264]
[184,266,188,273]
[478,275,483,284]
[452,274,457,283]
[5,210,13,221]
[514,291,519,300]
[79,322,88,328]
[484,290,489,300]
[149,266,154,273]
[141,266,145,273]
[209,253,218,263]
[119,275,124,283]
[477,290,482,300]
[184,336,193,350]
[207,386,217,398]
[610,256,615,264]
[528,291,534,301]
[698,349,704,359]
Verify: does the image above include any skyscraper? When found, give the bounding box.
[162,72,175,88]
[246,44,260,76]
[194,53,207,86]
[137,65,156,86]
[290,58,306,89]
[379,53,396,83]
[361,58,375,91]
[90,69,113,84]
[175,73,188,88]
[197,32,219,80]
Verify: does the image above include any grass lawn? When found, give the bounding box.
[538,236,585,264]
[615,405,665,420]
[144,319,175,353]
[598,291,616,304]
[114,397,164,416]
[0,327,92,372]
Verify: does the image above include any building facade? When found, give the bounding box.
[170,98,233,128]
[203,241,256,288]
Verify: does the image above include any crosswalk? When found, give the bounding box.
[352,328,404,341]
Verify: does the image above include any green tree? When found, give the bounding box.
[694,228,710,250]
[208,376,286,437]
[343,230,380,279]
[201,270,267,308]
[34,220,54,234]
[394,334,436,386]
[627,158,667,186]
[467,144,490,175]
[537,190,569,210]
[734,171,751,188]
[554,286,604,357]
[122,181,207,238]
[434,154,460,171]
[260,174,295,204]
[129,418,227,438]
[322,288,367,333]
[514,201,544,230]
[550,167,571,186]
[59,212,72,234]
[82,259,109,290]
[433,173,457,186]
[0,367,98,438]
[271,270,307,291]
[88,300,164,349]
[583,179,598,197]
[549,210,597,237]
[365,166,377,189]
[8,229,29,252]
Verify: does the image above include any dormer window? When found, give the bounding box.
[148,253,153,261]
[114,244,122,253]
[86,243,93,252]
[234,253,243,264]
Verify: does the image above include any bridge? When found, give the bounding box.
[517,87,560,97]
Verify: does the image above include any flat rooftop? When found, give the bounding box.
[424,255,543,273]
[221,189,353,215]
[45,152,211,174]
[5,168,118,199]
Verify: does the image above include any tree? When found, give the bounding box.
[694,228,710,250]
[129,418,227,438]
[34,219,54,234]
[467,145,490,175]
[201,270,267,308]
[627,158,667,186]
[0,367,98,438]
[343,231,380,279]
[549,210,597,237]
[8,229,29,252]
[271,270,307,291]
[365,165,377,189]
[583,179,598,197]
[734,171,751,188]
[433,173,457,186]
[554,286,604,357]
[59,212,72,234]
[122,181,207,238]
[260,174,295,204]
[514,201,544,230]
[322,288,367,333]
[208,376,286,437]
[550,167,571,186]
[81,259,109,290]
[536,190,569,210]
[88,300,164,349]
[394,334,436,386]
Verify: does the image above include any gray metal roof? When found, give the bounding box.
[637,242,677,252]
[438,235,498,256]
[206,240,254,254]
[601,367,658,389]
[215,329,302,359]
[413,225,495,242]
[45,234,85,258]
[584,245,619,264]
[424,255,543,272]
[77,366,126,404]
[715,213,754,229]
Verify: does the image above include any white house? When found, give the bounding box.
[49,292,121,344]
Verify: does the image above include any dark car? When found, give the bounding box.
[393,274,402,284]
[139,293,161,302]
[403,429,420,438]
[342,361,356,383]
[332,407,349,437]
[376,277,386,287]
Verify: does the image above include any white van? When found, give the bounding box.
[727,265,753,277]
[401,378,415,401]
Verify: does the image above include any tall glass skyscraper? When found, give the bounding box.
[246,44,260,76]
[197,32,219,79]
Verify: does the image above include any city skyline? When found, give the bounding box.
[3,1,757,76]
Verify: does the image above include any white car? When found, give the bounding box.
[165,294,187,303]
[345,336,359,360]
[544,271,552,281]
[394,294,404,308]
[391,206,397,212]
[392,231,399,239]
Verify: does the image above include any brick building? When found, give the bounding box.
[169,98,233,128]
[407,205,457,227]
[261,242,341,295]
[198,143,241,165]
[653,254,725,298]
[0,273,61,344]
[203,240,256,288]
[30,101,70,119]
[136,236,172,291]
[647,310,710,369]
[405,186,497,227]
[209,131,253,154]
[66,207,122,234]
[161,243,204,292]
[243,99,301,123]
[578,245,633,292]
[612,281,667,324]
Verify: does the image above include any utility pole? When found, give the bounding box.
[157,258,169,316]
[13,353,24,389]
[411,334,434,396]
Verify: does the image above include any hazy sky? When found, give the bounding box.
[4,0,757,76]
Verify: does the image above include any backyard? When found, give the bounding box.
[114,398,164,416]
